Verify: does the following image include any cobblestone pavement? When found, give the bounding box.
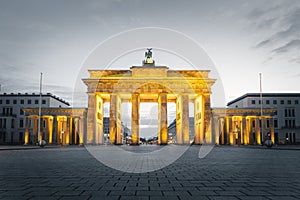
[0,145,299,200]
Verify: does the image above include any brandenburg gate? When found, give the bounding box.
[83,49,216,145]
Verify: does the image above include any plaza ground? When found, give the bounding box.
[0,145,300,200]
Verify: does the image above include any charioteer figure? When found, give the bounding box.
[143,48,155,65]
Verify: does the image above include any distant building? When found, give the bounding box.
[226,93,300,144]
[103,117,131,144]
[1,91,299,146]
[168,117,195,143]
[0,93,69,144]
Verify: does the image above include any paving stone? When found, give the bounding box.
[0,146,299,200]
[238,196,271,200]
[207,196,240,200]
[121,197,149,200]
[59,196,91,200]
[136,191,163,196]
[109,190,136,196]
[267,197,300,200]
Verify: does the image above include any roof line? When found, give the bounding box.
[227,92,300,106]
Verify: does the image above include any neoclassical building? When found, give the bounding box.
[8,49,294,146]
[212,108,277,145]
[82,49,215,145]
[23,108,86,145]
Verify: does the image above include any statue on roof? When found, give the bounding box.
[143,48,155,65]
[145,48,152,58]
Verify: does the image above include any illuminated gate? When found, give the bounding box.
[83,49,216,145]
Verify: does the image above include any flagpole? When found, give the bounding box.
[38,72,42,145]
[259,73,263,144]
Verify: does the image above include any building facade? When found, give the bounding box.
[212,108,277,145]
[227,93,300,144]
[82,51,215,145]
[0,93,69,144]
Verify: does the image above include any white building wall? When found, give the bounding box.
[228,93,300,144]
[0,93,70,144]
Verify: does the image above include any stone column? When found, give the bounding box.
[24,117,31,145]
[52,116,58,144]
[48,117,53,144]
[74,117,79,145]
[110,94,122,144]
[79,116,84,145]
[220,117,225,145]
[87,93,96,144]
[262,117,266,143]
[182,95,190,144]
[238,119,242,145]
[194,95,203,144]
[176,94,189,144]
[249,118,254,144]
[203,95,212,144]
[255,117,261,144]
[158,92,168,145]
[269,117,275,143]
[131,93,140,145]
[65,117,71,145]
[95,95,104,144]
[176,95,182,144]
[226,116,231,145]
[69,117,73,145]
[212,116,219,145]
[33,117,38,144]
[230,117,235,145]
[243,117,248,145]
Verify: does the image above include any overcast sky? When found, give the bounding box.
[1,1,300,132]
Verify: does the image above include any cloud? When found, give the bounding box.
[250,4,300,64]
[271,39,300,53]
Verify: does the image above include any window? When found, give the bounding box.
[20,108,24,115]
[42,100,46,104]
[6,99,10,104]
[266,100,270,104]
[3,119,6,128]
[20,99,24,104]
[13,99,17,104]
[11,119,14,128]
[292,109,295,117]
[292,120,295,128]
[27,100,31,104]
[19,119,24,128]
[266,119,269,128]
[285,120,288,127]
[251,100,255,104]
[285,109,287,117]
[35,100,38,104]
[296,100,299,104]
[259,100,262,104]
[274,119,278,128]
[273,100,277,104]
[280,100,284,104]
[288,100,291,105]
[0,99,2,104]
